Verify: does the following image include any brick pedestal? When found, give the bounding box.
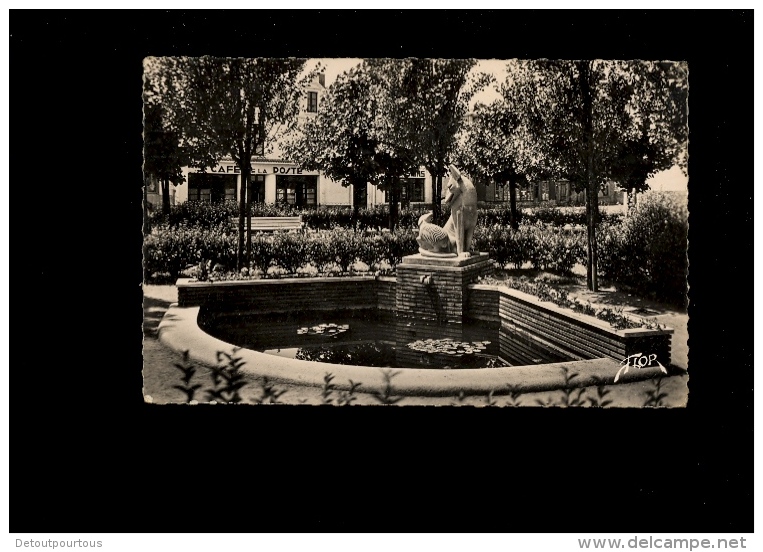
[395,253,492,325]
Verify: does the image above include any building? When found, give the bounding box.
[478,179,625,206]
[146,74,440,211]
[145,75,625,211]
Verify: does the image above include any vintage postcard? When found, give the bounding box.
[142,57,689,407]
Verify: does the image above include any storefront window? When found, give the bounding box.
[188,173,237,203]
[387,178,424,204]
[276,175,318,207]
[355,184,367,208]
[407,178,425,202]
[495,181,510,202]
[248,175,266,204]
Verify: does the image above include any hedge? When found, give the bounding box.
[144,226,420,282]
[144,223,584,282]
[144,193,687,306]
[147,200,623,231]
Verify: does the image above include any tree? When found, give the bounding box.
[143,90,185,218]
[145,56,312,269]
[521,60,688,291]
[608,61,689,209]
[379,58,490,223]
[361,59,423,231]
[456,83,541,230]
[283,63,382,229]
[284,60,423,231]
[521,60,633,291]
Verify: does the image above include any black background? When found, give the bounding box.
[10,10,754,534]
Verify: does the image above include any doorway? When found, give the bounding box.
[275,175,318,208]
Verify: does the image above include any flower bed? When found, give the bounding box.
[466,284,674,367]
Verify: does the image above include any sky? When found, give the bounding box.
[306,57,505,107]
[646,164,689,192]
[306,58,688,192]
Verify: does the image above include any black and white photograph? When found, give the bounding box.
[142,56,690,407]
[10,7,755,544]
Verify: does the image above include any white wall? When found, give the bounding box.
[175,160,441,209]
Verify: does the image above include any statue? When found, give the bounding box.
[416,164,479,258]
[443,164,479,256]
[416,212,453,255]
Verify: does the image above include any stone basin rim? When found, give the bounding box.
[157,304,668,397]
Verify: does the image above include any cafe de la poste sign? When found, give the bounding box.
[203,162,318,175]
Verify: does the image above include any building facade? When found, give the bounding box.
[478,179,625,206]
[145,74,625,210]
[146,74,440,210]
[167,159,436,209]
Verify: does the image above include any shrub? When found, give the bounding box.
[332,231,362,272]
[249,235,277,274]
[472,222,585,274]
[143,226,237,281]
[304,235,334,273]
[149,200,307,229]
[355,230,384,268]
[148,199,628,234]
[271,232,307,274]
[596,192,688,305]
[380,230,418,267]
[523,206,623,226]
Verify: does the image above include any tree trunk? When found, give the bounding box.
[588,182,599,292]
[143,176,150,235]
[237,166,250,271]
[509,178,519,231]
[161,177,170,216]
[432,169,443,224]
[246,174,252,264]
[388,177,399,232]
[580,60,598,292]
[585,188,593,289]
[352,181,364,231]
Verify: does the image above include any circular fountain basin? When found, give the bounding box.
[157,304,665,397]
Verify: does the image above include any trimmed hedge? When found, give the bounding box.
[144,193,686,306]
[144,227,420,282]
[144,222,584,282]
[148,200,623,231]
[473,223,586,274]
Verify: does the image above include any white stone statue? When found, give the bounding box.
[416,164,479,258]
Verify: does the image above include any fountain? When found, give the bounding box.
[157,165,674,398]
